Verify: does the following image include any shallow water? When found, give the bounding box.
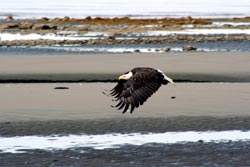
[0,41,250,55]
[1,29,250,41]
[1,117,250,166]
[1,142,250,167]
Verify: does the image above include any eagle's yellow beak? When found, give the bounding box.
[118,75,125,80]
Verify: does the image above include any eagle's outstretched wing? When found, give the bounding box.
[111,71,162,113]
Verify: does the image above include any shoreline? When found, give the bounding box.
[1,16,250,47]
[2,116,250,136]
[0,52,250,82]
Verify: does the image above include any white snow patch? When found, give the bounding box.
[1,130,250,153]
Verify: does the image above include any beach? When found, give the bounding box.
[0,52,250,131]
[1,52,250,166]
[1,0,250,165]
[0,51,250,128]
[0,82,250,122]
[1,52,250,82]
[0,52,250,122]
[0,52,250,166]
[0,52,249,123]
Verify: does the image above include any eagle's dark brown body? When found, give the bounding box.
[105,67,174,113]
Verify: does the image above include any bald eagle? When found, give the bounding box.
[104,67,174,113]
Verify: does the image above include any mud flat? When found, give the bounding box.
[0,82,249,122]
[0,52,250,82]
[1,53,250,167]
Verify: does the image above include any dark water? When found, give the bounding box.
[0,41,250,56]
[2,142,250,167]
[1,117,250,166]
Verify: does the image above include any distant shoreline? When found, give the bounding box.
[1,16,250,47]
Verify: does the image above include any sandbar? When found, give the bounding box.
[0,83,249,123]
[0,52,250,82]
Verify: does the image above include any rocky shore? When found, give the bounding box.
[1,35,250,47]
[1,16,250,47]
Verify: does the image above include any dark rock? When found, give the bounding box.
[5,16,14,21]
[85,16,92,20]
[134,49,140,52]
[32,24,56,30]
[54,87,69,90]
[106,36,115,40]
[171,96,176,99]
[198,140,204,143]
[49,24,58,30]
[182,45,197,51]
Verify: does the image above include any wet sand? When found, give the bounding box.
[1,52,250,82]
[0,82,250,123]
[1,83,250,167]
[0,51,250,123]
[1,52,250,166]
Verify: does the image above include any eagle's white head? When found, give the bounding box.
[118,71,133,80]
